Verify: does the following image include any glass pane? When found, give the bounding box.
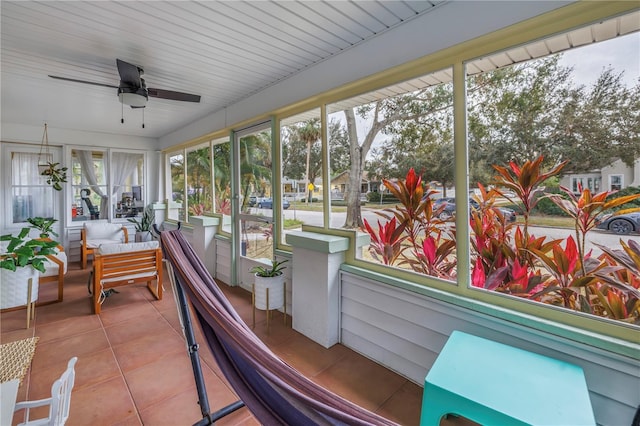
[465,28,638,325]
[327,68,456,282]
[281,108,322,244]
[169,153,185,222]
[186,144,212,218]
[71,149,108,221]
[112,152,144,219]
[238,127,274,263]
[239,131,272,220]
[212,139,232,233]
[11,152,54,223]
[12,188,54,223]
[240,218,273,259]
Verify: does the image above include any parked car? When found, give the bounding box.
[257,198,290,210]
[432,197,516,222]
[595,212,640,235]
[248,196,268,207]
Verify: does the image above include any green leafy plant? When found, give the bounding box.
[0,227,60,273]
[40,162,68,191]
[250,259,288,277]
[128,204,155,232]
[26,217,59,239]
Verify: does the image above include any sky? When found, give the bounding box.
[333,30,640,151]
[559,32,639,88]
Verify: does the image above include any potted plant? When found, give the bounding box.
[250,259,288,311]
[1,227,60,273]
[26,217,59,239]
[40,162,68,191]
[128,204,155,242]
[1,228,60,326]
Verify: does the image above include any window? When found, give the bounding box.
[112,152,145,220]
[212,138,232,233]
[328,68,456,282]
[70,149,145,223]
[280,109,323,243]
[464,24,638,325]
[10,151,55,223]
[167,138,230,226]
[571,177,584,194]
[71,149,108,222]
[168,152,185,222]
[186,143,212,217]
[610,174,623,191]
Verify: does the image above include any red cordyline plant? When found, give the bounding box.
[528,236,602,310]
[548,186,640,276]
[362,168,456,278]
[493,156,568,240]
[593,240,640,322]
[362,157,639,324]
[362,217,407,265]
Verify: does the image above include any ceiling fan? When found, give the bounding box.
[49,59,201,109]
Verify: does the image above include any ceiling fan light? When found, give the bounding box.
[118,87,148,107]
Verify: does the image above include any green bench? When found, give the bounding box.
[420,331,596,425]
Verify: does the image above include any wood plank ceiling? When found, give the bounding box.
[2,2,637,140]
[1,1,442,138]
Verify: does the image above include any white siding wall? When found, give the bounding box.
[214,237,232,285]
[340,271,639,426]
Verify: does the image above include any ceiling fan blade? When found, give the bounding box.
[147,87,201,103]
[116,59,142,87]
[48,75,119,89]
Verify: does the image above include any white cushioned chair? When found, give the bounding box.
[38,243,67,305]
[92,241,163,314]
[81,221,128,269]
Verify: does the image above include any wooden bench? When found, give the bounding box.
[92,241,162,314]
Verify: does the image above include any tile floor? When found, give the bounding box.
[1,262,425,425]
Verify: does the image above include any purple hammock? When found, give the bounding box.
[159,229,398,426]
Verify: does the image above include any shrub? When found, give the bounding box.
[606,186,640,211]
[366,192,398,203]
[533,189,569,216]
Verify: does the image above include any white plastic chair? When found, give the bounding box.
[13,357,77,426]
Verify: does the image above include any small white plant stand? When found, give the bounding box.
[252,274,286,329]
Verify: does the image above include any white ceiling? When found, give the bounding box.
[1,0,443,139]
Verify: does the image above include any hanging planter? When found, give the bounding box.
[38,123,67,191]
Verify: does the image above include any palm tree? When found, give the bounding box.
[239,132,272,211]
[297,119,321,202]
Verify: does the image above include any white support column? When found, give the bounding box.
[286,231,349,348]
[189,216,220,276]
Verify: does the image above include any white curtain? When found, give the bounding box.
[77,150,108,219]
[11,152,54,221]
[111,152,140,199]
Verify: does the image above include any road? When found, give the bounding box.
[277,207,637,255]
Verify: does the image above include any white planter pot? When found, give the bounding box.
[254,273,285,310]
[0,267,39,309]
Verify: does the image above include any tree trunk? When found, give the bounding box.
[305,140,312,202]
[343,109,363,228]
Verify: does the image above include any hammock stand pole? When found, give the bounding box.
[156,224,245,426]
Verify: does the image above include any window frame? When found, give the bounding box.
[66,146,148,228]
